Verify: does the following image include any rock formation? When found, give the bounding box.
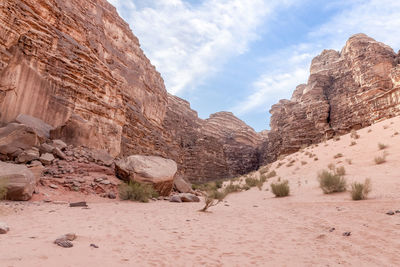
[0,0,263,183]
[265,34,400,162]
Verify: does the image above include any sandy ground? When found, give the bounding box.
[1,117,400,267]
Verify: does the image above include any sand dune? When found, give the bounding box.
[1,117,400,266]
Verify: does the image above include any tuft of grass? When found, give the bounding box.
[334,153,343,159]
[367,129,372,133]
[327,163,335,171]
[317,170,347,194]
[335,166,346,176]
[270,180,290,197]
[350,141,357,146]
[119,181,159,203]
[259,166,269,175]
[333,136,340,141]
[276,162,283,168]
[350,130,360,139]
[350,179,371,200]
[374,155,386,165]
[266,170,277,178]
[245,177,258,187]
[378,143,388,150]
[0,179,8,200]
[215,180,223,189]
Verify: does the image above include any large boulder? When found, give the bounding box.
[15,114,53,139]
[0,123,40,159]
[0,162,35,200]
[115,155,177,196]
[174,176,194,193]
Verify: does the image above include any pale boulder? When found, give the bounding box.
[0,162,35,200]
[115,155,177,196]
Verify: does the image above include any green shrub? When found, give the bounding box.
[0,179,8,200]
[215,180,223,189]
[119,181,159,203]
[245,177,258,187]
[317,170,346,194]
[350,179,371,200]
[270,180,290,197]
[224,183,242,194]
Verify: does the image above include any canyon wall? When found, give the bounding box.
[0,0,262,182]
[266,34,400,162]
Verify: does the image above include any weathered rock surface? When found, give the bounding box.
[0,0,263,182]
[0,161,35,200]
[0,123,40,160]
[115,155,177,196]
[265,34,400,162]
[174,176,193,194]
[15,114,53,139]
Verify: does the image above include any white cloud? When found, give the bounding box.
[233,0,400,116]
[108,0,293,94]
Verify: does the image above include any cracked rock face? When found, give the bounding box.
[265,34,400,162]
[0,0,263,182]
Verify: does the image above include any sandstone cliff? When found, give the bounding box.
[0,0,262,182]
[266,34,400,162]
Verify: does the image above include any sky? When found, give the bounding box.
[108,0,400,132]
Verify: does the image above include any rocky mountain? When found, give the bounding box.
[265,34,400,162]
[0,0,262,183]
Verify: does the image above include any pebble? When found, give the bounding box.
[0,222,10,234]
[49,184,59,189]
[90,243,99,248]
[342,232,351,236]
[386,211,395,215]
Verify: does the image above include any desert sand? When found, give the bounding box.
[1,116,400,267]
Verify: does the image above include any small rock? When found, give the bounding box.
[40,153,55,165]
[90,243,99,248]
[100,180,111,185]
[17,149,40,163]
[395,210,400,214]
[94,177,104,183]
[52,140,67,150]
[386,211,395,215]
[342,232,351,236]
[107,192,116,199]
[179,193,200,202]
[69,201,88,207]
[53,147,66,160]
[49,184,58,189]
[329,227,335,232]
[39,143,55,154]
[169,195,182,203]
[0,222,10,234]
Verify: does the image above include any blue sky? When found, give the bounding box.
[108,0,400,131]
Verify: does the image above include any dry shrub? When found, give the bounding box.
[318,170,347,194]
[270,180,290,197]
[350,130,360,139]
[119,181,159,203]
[333,136,340,141]
[200,189,226,212]
[374,154,386,165]
[335,166,346,176]
[334,153,343,159]
[351,179,371,200]
[350,141,357,146]
[378,143,388,150]
[0,179,8,200]
[266,170,277,178]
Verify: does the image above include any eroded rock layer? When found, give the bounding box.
[266,34,400,162]
[0,0,262,182]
